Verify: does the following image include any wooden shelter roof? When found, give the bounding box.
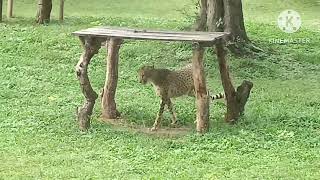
[72,26,228,43]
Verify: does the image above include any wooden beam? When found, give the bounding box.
[75,37,102,131]
[7,0,12,18]
[59,0,64,22]
[101,38,122,119]
[192,42,210,133]
[0,0,3,22]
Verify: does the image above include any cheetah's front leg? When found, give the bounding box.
[150,99,166,131]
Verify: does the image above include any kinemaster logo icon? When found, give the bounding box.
[277,9,302,33]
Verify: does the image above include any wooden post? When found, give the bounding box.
[192,42,210,133]
[75,37,102,131]
[215,39,238,123]
[59,0,64,22]
[7,0,12,18]
[101,38,122,119]
[215,39,253,123]
[0,0,3,22]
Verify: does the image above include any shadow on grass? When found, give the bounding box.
[99,116,196,137]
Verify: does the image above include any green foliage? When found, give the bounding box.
[0,0,320,179]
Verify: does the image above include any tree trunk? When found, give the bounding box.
[223,0,248,42]
[59,0,64,22]
[207,0,224,32]
[194,0,207,31]
[196,0,261,55]
[36,0,52,24]
[7,0,13,18]
[0,0,3,22]
[223,0,251,54]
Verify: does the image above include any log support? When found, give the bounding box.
[75,37,102,131]
[192,42,210,133]
[101,38,123,119]
[215,39,253,123]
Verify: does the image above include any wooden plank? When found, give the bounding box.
[98,26,227,35]
[76,27,227,38]
[81,28,224,39]
[72,27,229,42]
[75,30,219,40]
[73,31,227,42]
[73,34,216,42]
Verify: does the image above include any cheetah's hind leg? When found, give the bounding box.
[167,99,177,126]
[150,99,166,131]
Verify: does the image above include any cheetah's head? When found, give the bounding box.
[138,65,154,84]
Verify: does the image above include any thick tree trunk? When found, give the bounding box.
[207,0,224,32]
[196,0,261,55]
[223,0,249,42]
[0,0,3,22]
[36,0,52,24]
[7,0,13,18]
[195,0,208,31]
[59,0,64,22]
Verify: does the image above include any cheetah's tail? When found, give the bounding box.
[209,92,225,100]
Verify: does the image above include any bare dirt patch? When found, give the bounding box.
[99,118,193,138]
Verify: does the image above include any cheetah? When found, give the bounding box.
[138,64,225,131]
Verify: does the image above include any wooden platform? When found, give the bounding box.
[73,26,252,134]
[72,26,229,44]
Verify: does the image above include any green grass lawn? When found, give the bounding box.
[1,0,320,179]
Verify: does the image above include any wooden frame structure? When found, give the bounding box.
[72,27,253,133]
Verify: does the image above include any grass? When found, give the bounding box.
[1,0,320,179]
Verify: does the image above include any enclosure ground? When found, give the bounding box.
[0,0,320,179]
[99,118,193,137]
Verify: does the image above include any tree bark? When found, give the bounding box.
[207,0,224,32]
[59,0,64,22]
[36,0,52,24]
[101,38,122,119]
[195,0,208,31]
[192,42,210,133]
[0,0,3,22]
[196,0,260,55]
[7,0,13,18]
[223,0,249,42]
